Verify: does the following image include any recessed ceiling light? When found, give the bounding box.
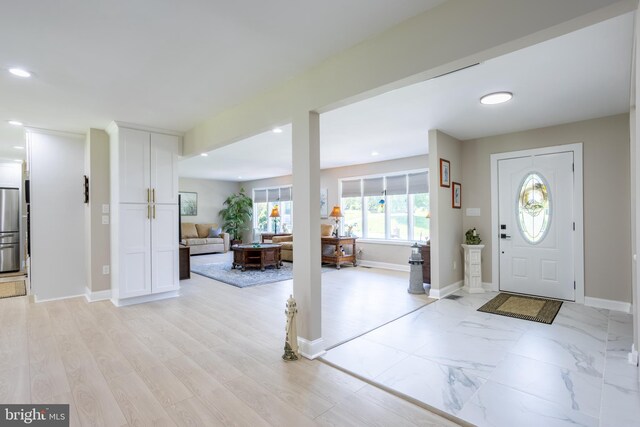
[237,176,243,179]
[371,151,379,156]
[480,92,513,105]
[8,68,31,78]
[8,120,23,126]
[200,153,208,157]
[272,127,283,134]
[13,159,22,163]
[13,146,24,150]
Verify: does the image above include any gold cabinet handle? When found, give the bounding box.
[153,204,156,219]
[147,188,150,203]
[152,188,156,203]
[147,205,151,219]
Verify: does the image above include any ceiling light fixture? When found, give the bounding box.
[8,120,23,126]
[480,92,513,105]
[272,127,283,134]
[8,68,31,78]
[13,159,22,163]
[13,146,24,150]
[200,153,208,157]
[371,151,379,156]
[237,176,243,179]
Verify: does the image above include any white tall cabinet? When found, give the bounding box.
[107,122,181,306]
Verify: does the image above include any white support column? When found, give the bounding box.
[292,111,324,359]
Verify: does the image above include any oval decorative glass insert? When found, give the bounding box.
[517,173,550,244]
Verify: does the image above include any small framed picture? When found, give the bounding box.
[440,159,450,187]
[320,188,328,219]
[452,182,461,209]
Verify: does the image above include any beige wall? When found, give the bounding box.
[242,155,429,265]
[429,130,464,290]
[462,114,631,303]
[85,129,110,293]
[178,178,239,226]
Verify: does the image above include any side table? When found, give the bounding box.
[321,236,357,269]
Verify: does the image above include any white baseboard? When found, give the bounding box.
[84,287,112,303]
[584,296,632,313]
[111,290,180,307]
[34,293,85,303]
[629,344,639,366]
[298,337,326,360]
[483,282,496,292]
[358,260,410,272]
[429,281,463,299]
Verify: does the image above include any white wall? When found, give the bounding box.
[242,155,429,266]
[178,178,240,225]
[462,114,631,303]
[29,129,86,301]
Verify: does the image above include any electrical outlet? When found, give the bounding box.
[102,265,110,275]
[102,215,109,225]
[453,261,457,270]
[102,204,110,214]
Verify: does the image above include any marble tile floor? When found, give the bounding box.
[322,290,640,427]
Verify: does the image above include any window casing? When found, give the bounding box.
[253,186,293,234]
[340,170,429,242]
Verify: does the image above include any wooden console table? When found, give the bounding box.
[260,233,292,243]
[232,244,282,271]
[321,236,357,269]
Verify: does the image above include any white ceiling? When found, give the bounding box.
[0,0,446,151]
[180,12,633,181]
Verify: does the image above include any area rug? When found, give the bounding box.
[0,280,26,299]
[477,293,562,324]
[191,262,331,288]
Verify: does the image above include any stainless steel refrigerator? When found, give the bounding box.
[0,188,20,272]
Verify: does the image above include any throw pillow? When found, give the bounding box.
[209,227,222,238]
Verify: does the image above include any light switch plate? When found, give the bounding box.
[102,215,109,225]
[466,208,481,217]
[102,204,110,214]
[102,265,110,275]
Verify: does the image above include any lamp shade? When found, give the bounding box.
[329,206,343,218]
[270,205,280,218]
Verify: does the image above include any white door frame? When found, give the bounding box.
[490,143,584,303]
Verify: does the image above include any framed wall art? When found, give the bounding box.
[452,182,461,209]
[320,188,328,218]
[179,192,198,216]
[440,159,450,187]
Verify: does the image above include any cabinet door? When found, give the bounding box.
[119,204,151,298]
[151,204,179,294]
[150,133,179,204]
[119,128,151,203]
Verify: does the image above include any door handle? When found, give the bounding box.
[147,205,151,219]
[153,205,156,219]
[147,188,151,203]
[500,233,511,239]
[152,188,155,203]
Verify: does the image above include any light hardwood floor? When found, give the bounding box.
[0,268,458,427]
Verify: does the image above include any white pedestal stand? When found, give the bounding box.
[462,244,485,294]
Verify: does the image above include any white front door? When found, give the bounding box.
[498,151,575,300]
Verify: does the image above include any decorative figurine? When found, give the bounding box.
[282,294,299,361]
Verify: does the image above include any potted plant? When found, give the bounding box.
[219,187,253,246]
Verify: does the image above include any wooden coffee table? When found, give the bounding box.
[232,243,282,271]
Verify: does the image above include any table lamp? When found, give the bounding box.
[270,205,280,234]
[329,206,343,237]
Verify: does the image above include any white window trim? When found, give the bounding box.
[339,169,428,242]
